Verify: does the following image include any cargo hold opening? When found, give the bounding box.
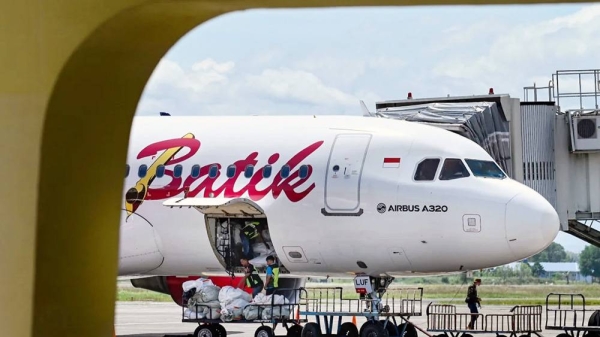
[163,197,285,275]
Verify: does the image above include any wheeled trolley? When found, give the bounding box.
[545,293,600,337]
[183,288,308,337]
[426,303,543,337]
[298,286,424,337]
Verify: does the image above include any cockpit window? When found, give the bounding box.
[439,158,470,180]
[465,159,506,179]
[414,158,440,181]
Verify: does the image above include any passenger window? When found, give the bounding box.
[173,164,183,178]
[156,165,165,178]
[138,164,147,178]
[280,165,290,178]
[439,158,470,180]
[125,164,130,177]
[263,165,272,178]
[414,159,440,181]
[244,165,254,178]
[299,165,309,179]
[208,165,219,179]
[191,164,200,178]
[226,165,236,178]
[465,159,506,179]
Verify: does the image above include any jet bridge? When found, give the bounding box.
[367,68,600,248]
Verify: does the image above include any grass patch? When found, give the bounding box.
[116,283,600,305]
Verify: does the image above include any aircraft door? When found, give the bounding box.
[322,133,372,216]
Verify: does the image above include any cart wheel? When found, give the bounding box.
[556,334,571,337]
[302,322,321,337]
[462,334,473,337]
[397,323,417,337]
[590,311,600,326]
[214,324,227,337]
[583,333,600,337]
[378,321,396,337]
[255,326,274,337]
[287,324,303,337]
[195,325,217,337]
[338,322,359,337]
[361,322,388,337]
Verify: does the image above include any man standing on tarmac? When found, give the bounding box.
[466,278,482,329]
[238,257,264,298]
[264,255,280,296]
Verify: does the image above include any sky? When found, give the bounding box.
[135,3,600,253]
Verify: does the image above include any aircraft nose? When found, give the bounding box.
[505,191,560,260]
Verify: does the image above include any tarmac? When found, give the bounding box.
[115,301,565,337]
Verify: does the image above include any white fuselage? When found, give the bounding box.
[118,115,559,278]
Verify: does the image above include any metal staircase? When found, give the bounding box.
[567,219,600,247]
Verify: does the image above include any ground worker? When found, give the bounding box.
[465,278,482,329]
[264,255,279,296]
[238,257,264,298]
[240,221,265,259]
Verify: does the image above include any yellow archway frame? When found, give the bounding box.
[0,0,595,336]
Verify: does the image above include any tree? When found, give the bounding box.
[529,242,568,262]
[531,262,545,277]
[579,245,600,281]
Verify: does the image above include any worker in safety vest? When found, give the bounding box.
[238,257,264,298]
[240,221,266,259]
[264,255,280,296]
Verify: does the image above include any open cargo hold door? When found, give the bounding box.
[162,197,266,274]
[163,196,265,217]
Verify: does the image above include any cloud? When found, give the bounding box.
[432,5,600,100]
[137,57,369,116]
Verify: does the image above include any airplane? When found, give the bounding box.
[119,114,560,304]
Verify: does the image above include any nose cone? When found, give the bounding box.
[505,191,560,260]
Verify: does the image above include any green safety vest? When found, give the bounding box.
[242,222,259,240]
[245,264,263,288]
[267,263,280,288]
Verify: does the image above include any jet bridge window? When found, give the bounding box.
[414,158,440,181]
[439,158,470,181]
[465,159,506,179]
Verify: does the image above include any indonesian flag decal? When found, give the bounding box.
[383,157,401,168]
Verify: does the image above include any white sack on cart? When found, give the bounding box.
[199,285,221,302]
[218,286,252,306]
[182,280,197,292]
[252,293,288,305]
[220,298,248,322]
[262,230,270,241]
[242,305,263,320]
[184,277,214,291]
[184,308,206,320]
[261,306,291,320]
[197,301,221,320]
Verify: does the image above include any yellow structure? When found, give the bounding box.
[0,0,595,336]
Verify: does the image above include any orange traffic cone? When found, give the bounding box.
[352,316,357,326]
[295,308,300,321]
